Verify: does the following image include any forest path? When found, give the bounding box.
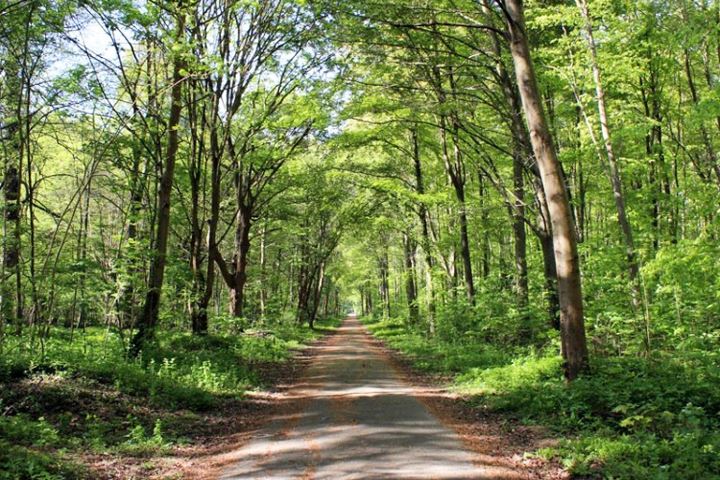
[219,316,526,480]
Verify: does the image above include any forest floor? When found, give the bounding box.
[204,316,567,479]
[0,320,339,479]
[2,316,568,479]
[138,328,338,480]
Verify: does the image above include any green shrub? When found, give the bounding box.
[0,316,340,477]
[365,310,720,479]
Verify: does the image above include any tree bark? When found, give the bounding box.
[132,8,186,354]
[478,174,491,279]
[411,127,436,330]
[379,249,391,319]
[187,71,208,334]
[511,156,529,319]
[403,233,419,325]
[576,0,641,309]
[230,205,251,318]
[640,70,669,250]
[484,2,529,313]
[259,223,268,319]
[439,114,475,303]
[501,0,589,379]
[2,62,23,331]
[539,222,560,330]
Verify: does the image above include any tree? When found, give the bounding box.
[131,3,187,354]
[575,0,641,309]
[499,0,589,379]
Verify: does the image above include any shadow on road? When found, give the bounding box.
[213,317,530,480]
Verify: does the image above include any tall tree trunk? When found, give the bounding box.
[120,139,145,328]
[478,174,491,278]
[259,223,268,319]
[77,176,91,330]
[511,154,529,324]
[379,249,391,319]
[449,72,475,303]
[640,71,668,251]
[230,206,251,318]
[411,127,436,330]
[453,131,475,303]
[309,261,325,329]
[574,109,587,243]
[2,134,22,331]
[186,60,209,335]
[2,65,23,332]
[23,76,38,329]
[439,114,475,302]
[485,0,556,330]
[485,18,529,316]
[433,65,474,303]
[188,173,207,333]
[132,8,186,354]
[193,114,223,335]
[576,0,641,309]
[501,0,589,379]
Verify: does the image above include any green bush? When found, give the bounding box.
[0,316,341,478]
[365,310,720,479]
[0,416,87,480]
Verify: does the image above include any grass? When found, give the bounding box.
[0,316,340,479]
[364,316,720,479]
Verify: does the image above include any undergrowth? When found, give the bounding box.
[0,317,340,479]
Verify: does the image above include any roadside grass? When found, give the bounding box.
[0,316,340,479]
[364,316,720,479]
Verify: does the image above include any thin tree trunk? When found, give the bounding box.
[411,126,436,330]
[188,142,206,332]
[230,206,251,318]
[640,72,667,250]
[511,156,529,323]
[132,8,187,354]
[576,0,641,309]
[259,223,267,319]
[439,114,475,302]
[2,88,23,332]
[379,249,391,319]
[449,72,475,303]
[309,262,325,329]
[403,233,419,325]
[120,139,145,327]
[23,74,39,329]
[478,174,491,278]
[483,12,529,318]
[77,175,91,330]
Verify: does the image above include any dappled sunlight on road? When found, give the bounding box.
[220,318,528,480]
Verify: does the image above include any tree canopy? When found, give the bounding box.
[2,0,720,478]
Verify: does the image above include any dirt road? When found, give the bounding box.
[220,316,526,479]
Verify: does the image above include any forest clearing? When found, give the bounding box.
[1,0,720,478]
